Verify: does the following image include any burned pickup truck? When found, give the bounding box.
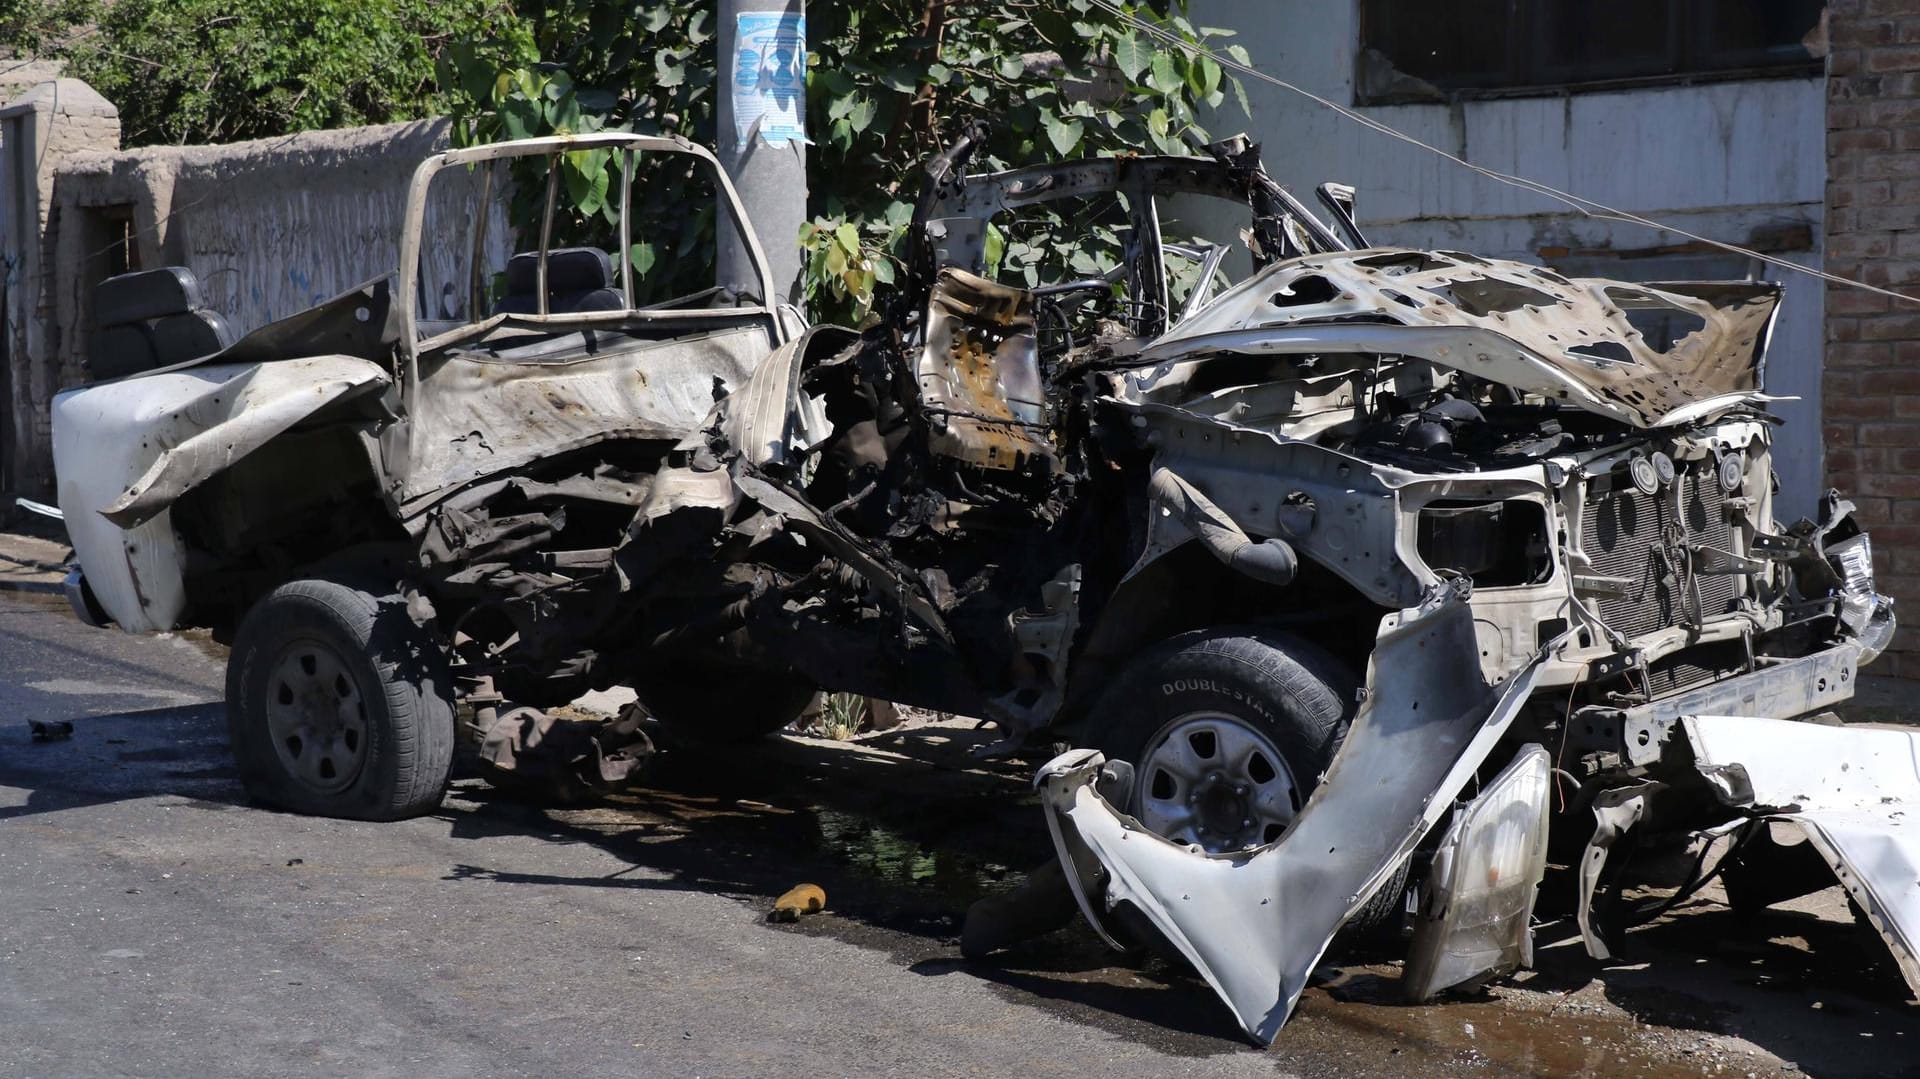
[53,128,1903,1040]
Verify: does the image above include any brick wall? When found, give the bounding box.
[1825,0,1920,677]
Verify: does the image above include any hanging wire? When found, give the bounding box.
[1083,0,1920,307]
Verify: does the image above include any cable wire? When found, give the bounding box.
[1085,0,1920,307]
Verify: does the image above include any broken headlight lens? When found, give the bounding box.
[1825,533,1897,662]
[1826,533,1875,602]
[1402,744,1551,1002]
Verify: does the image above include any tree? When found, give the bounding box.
[440,1,1248,323]
[40,0,519,147]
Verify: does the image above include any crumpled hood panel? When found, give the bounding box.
[1139,248,1782,429]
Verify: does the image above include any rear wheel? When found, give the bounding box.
[226,579,455,820]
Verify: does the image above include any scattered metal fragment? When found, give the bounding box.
[1680,714,1920,998]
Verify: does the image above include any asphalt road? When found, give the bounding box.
[1,587,1913,1078]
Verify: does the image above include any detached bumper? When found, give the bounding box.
[1580,640,1866,769]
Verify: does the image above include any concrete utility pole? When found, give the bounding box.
[715,0,806,309]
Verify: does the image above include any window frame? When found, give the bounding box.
[1354,1,1825,107]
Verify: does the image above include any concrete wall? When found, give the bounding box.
[47,118,503,372]
[0,79,120,497]
[1190,1,1830,518]
[0,84,509,498]
[1823,0,1920,677]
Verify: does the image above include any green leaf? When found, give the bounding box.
[835,222,861,256]
[1042,114,1083,156]
[499,94,542,140]
[655,50,684,88]
[984,224,1006,276]
[847,96,876,133]
[546,92,580,134]
[1112,34,1149,81]
[564,151,610,216]
[1148,107,1169,138]
[871,257,896,285]
[1149,52,1181,94]
[1196,55,1221,98]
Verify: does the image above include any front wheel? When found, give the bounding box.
[1091,631,1352,853]
[226,579,456,820]
[1089,629,1408,939]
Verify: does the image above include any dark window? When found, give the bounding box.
[1357,0,1825,105]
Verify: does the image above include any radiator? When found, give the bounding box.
[1579,466,1741,640]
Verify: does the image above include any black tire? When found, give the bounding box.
[636,658,818,744]
[226,579,456,820]
[1090,629,1407,938]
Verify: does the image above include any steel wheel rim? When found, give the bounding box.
[264,636,369,796]
[1132,710,1301,853]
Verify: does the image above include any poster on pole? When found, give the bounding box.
[731,11,807,146]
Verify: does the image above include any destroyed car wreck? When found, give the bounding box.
[51,127,1906,1043]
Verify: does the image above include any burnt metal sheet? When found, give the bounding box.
[96,356,393,529]
[1135,249,1783,429]
[1682,713,1920,997]
[1036,581,1549,1043]
[722,325,856,468]
[917,269,1054,473]
[398,325,767,508]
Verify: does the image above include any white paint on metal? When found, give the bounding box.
[51,356,390,631]
[1036,583,1550,1043]
[1682,714,1920,998]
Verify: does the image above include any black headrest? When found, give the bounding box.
[504,248,614,296]
[492,288,626,316]
[151,309,234,366]
[88,323,158,380]
[93,267,204,327]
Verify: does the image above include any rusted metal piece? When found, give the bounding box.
[473,702,654,799]
[917,269,1053,474]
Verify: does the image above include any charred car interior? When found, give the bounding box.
[52,126,1906,1043]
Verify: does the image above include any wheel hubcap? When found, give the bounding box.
[264,638,368,795]
[1133,711,1300,853]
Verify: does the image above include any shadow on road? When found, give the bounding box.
[7,695,1917,1072]
[0,701,243,821]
